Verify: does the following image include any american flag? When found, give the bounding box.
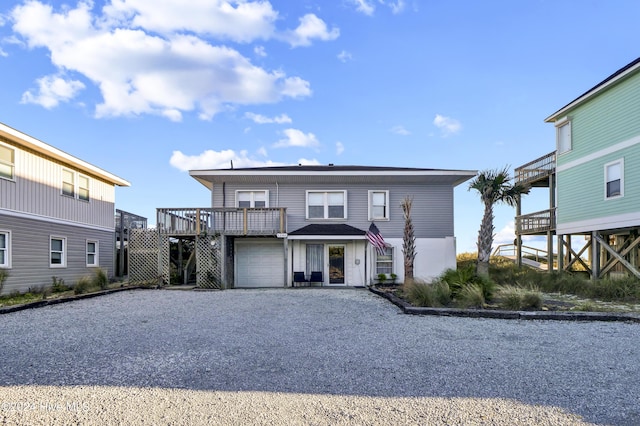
[366,222,387,255]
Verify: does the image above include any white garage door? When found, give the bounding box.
[235,240,284,288]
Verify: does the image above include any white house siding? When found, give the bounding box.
[369,237,456,284]
[0,212,115,295]
[0,137,116,228]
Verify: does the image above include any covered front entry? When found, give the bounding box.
[235,239,285,288]
[304,244,346,286]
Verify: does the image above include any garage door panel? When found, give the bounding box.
[235,241,284,288]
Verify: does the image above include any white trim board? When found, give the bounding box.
[0,208,115,233]
[557,210,640,235]
[557,134,640,173]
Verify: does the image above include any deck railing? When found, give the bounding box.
[516,208,556,235]
[157,207,286,236]
[515,151,556,185]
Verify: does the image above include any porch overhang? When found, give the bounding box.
[287,224,367,240]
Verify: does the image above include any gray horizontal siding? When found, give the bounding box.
[0,137,116,228]
[212,182,454,239]
[0,215,115,295]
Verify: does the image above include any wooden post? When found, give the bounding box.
[280,208,285,234]
[516,194,522,267]
[195,208,201,235]
[557,234,564,273]
[591,231,599,280]
[243,208,248,235]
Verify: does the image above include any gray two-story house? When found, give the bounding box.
[151,165,475,288]
[0,122,130,294]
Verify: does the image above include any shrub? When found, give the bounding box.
[51,276,70,293]
[92,268,109,290]
[0,269,8,294]
[403,279,451,307]
[74,277,91,295]
[440,266,496,301]
[497,285,543,310]
[456,284,485,308]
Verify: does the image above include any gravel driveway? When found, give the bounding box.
[1,288,639,425]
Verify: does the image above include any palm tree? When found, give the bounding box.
[469,167,529,277]
[401,196,416,281]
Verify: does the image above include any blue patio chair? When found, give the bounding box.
[293,272,309,287]
[309,271,323,286]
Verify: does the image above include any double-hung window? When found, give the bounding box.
[0,231,10,268]
[376,247,393,275]
[306,191,346,219]
[0,144,15,180]
[556,117,572,154]
[236,190,268,208]
[369,190,389,220]
[78,175,90,201]
[62,169,75,197]
[86,240,99,267]
[50,236,67,268]
[605,159,623,199]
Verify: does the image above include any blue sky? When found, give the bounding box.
[0,0,639,254]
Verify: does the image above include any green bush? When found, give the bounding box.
[74,277,91,295]
[92,268,109,290]
[456,284,485,308]
[403,279,451,307]
[51,276,71,293]
[497,285,543,310]
[440,266,496,301]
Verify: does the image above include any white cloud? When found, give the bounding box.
[337,50,352,63]
[103,0,278,43]
[273,128,320,148]
[169,149,286,172]
[284,14,339,47]
[169,148,321,171]
[389,0,406,14]
[8,1,315,120]
[336,141,344,155]
[21,75,86,108]
[433,114,462,137]
[257,146,268,157]
[390,125,410,135]
[254,45,267,57]
[245,112,292,124]
[351,0,375,16]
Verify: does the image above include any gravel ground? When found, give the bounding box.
[1,288,639,425]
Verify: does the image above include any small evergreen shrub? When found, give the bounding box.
[74,277,91,295]
[403,279,451,307]
[51,276,70,293]
[92,268,109,290]
[456,284,485,308]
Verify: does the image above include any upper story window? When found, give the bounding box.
[50,236,67,268]
[307,191,346,219]
[236,190,268,208]
[62,169,75,197]
[0,231,10,268]
[605,159,623,199]
[556,117,572,154]
[0,144,15,180]
[78,175,90,201]
[62,169,91,201]
[369,190,389,220]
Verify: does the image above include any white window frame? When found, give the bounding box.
[556,117,572,154]
[368,190,390,220]
[604,159,624,199]
[86,239,99,267]
[50,236,67,268]
[306,190,347,220]
[62,168,75,198]
[78,174,90,202]
[375,246,394,276]
[235,190,269,208]
[0,230,11,269]
[0,142,15,181]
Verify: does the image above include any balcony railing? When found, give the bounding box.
[157,207,286,236]
[515,151,556,185]
[516,208,556,235]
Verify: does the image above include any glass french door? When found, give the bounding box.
[328,245,345,285]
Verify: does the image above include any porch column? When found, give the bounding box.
[547,230,554,272]
[591,231,599,280]
[557,234,564,273]
[516,194,522,267]
[283,237,289,287]
[220,235,227,289]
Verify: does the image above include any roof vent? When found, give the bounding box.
[328,163,334,167]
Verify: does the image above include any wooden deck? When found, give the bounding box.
[156,207,287,236]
